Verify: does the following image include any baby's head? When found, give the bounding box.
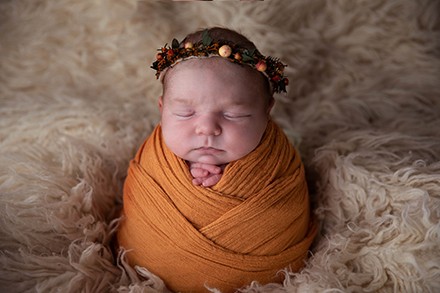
[152,27,287,165]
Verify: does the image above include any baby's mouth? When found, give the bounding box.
[195,147,223,154]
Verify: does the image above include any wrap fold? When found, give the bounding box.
[117,120,318,293]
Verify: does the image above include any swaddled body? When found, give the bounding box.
[118,120,317,292]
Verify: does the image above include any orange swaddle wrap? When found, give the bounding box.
[117,120,318,293]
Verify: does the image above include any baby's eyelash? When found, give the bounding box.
[223,113,251,119]
[174,112,194,118]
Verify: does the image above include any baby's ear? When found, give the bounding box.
[267,96,275,115]
[158,96,163,113]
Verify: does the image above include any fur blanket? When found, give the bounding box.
[1,0,439,292]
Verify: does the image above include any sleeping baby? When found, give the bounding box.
[117,27,318,293]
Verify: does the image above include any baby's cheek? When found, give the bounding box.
[227,129,261,158]
[163,129,185,154]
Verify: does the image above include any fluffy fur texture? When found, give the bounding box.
[0,0,439,292]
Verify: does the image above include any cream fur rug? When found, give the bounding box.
[1,0,439,292]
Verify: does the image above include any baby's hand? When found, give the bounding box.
[188,162,224,187]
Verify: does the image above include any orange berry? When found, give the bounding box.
[255,60,267,72]
[218,45,232,58]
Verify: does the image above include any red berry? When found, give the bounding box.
[271,75,281,82]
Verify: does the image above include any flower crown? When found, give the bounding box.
[151,30,289,93]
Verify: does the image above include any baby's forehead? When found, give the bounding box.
[165,57,265,85]
[169,96,254,110]
[162,57,271,105]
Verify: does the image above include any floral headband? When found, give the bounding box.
[151,30,289,93]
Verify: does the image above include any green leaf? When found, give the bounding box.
[171,38,180,49]
[202,29,212,46]
[242,53,254,62]
[241,48,256,63]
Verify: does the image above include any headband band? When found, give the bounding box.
[151,30,289,93]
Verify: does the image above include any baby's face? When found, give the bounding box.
[159,58,272,165]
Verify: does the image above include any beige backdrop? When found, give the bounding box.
[1,0,439,292]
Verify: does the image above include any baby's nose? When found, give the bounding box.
[195,117,221,136]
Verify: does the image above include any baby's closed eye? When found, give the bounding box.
[174,111,195,118]
[223,113,252,120]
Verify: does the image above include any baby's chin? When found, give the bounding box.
[189,157,228,166]
[181,154,232,166]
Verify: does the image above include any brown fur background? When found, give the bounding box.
[1,0,439,292]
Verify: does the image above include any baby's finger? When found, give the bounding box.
[191,163,222,174]
[192,177,204,186]
[190,168,209,178]
[202,174,222,187]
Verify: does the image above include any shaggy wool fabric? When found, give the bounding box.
[0,0,439,292]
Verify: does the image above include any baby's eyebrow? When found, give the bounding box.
[170,97,192,105]
[225,100,251,107]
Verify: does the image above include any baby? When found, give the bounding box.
[117,27,317,293]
